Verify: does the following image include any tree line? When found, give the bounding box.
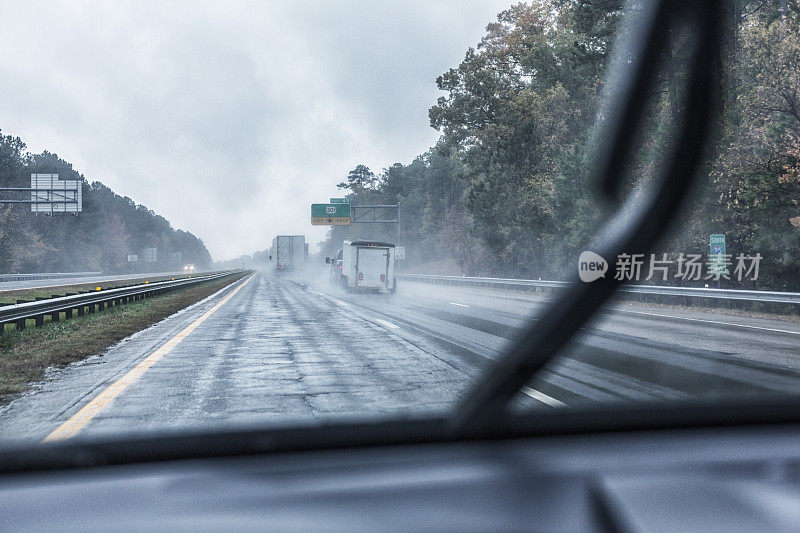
[0,134,211,273]
[321,0,800,290]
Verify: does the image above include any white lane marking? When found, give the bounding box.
[334,299,352,308]
[521,386,567,407]
[376,318,399,329]
[449,302,470,307]
[619,309,800,336]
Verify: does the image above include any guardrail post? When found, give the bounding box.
[16,318,25,330]
[35,315,43,327]
[50,312,59,322]
[65,309,73,319]
[77,306,84,317]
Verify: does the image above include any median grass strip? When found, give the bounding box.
[0,272,248,402]
[0,273,202,308]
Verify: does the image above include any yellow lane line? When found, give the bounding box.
[43,274,254,442]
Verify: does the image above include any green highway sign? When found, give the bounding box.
[330,197,349,204]
[311,203,351,225]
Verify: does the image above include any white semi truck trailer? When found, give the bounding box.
[338,240,396,292]
[271,235,308,275]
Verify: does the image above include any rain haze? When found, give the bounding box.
[0,0,513,260]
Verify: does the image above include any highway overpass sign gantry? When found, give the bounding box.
[311,203,351,225]
[310,202,401,247]
[0,174,83,214]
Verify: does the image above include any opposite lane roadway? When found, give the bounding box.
[0,271,211,293]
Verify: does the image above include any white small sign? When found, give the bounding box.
[142,247,158,263]
[127,254,138,262]
[396,246,405,260]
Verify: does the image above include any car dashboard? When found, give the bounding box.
[2,420,800,532]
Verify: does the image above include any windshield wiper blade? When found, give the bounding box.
[450,0,724,432]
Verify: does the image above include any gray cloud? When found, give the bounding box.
[0,0,512,259]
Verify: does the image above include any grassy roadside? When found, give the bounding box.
[0,272,249,402]
[614,297,800,324]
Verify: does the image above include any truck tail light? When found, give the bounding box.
[358,272,363,280]
[338,264,342,270]
[380,274,385,281]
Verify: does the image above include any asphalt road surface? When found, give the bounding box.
[1,270,799,443]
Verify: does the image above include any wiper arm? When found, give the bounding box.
[451,0,724,432]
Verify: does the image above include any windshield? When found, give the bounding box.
[0,0,798,446]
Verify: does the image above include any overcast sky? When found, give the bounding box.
[0,0,513,260]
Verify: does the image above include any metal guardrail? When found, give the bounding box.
[0,272,102,283]
[0,271,243,331]
[396,274,800,305]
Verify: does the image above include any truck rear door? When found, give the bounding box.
[355,247,389,289]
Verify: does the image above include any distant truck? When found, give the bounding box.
[270,235,308,274]
[328,240,396,292]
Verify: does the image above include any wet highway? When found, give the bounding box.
[1,270,799,442]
